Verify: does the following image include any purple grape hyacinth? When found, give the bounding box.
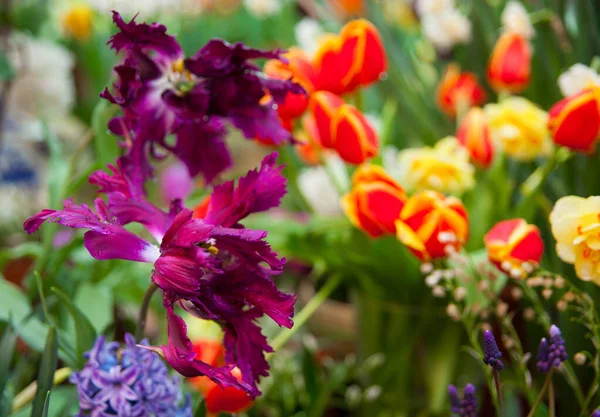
[70,334,191,417]
[483,330,504,371]
[592,408,600,417]
[448,384,478,417]
[537,325,568,373]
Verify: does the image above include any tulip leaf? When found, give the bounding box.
[31,327,57,417]
[51,287,97,367]
[0,322,17,399]
[91,101,121,169]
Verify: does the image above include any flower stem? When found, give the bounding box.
[11,367,72,412]
[526,371,553,417]
[493,368,503,411]
[549,379,556,417]
[270,275,342,352]
[136,283,158,341]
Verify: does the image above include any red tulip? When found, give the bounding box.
[313,19,387,95]
[484,218,544,277]
[437,64,487,117]
[331,104,378,164]
[309,91,345,149]
[456,107,495,167]
[487,32,531,93]
[342,165,406,237]
[548,86,600,153]
[395,191,469,261]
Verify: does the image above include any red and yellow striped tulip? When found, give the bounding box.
[313,19,387,95]
[331,104,378,164]
[456,107,495,168]
[342,165,406,238]
[548,85,600,153]
[487,32,531,93]
[309,91,345,149]
[437,64,487,117]
[395,191,469,261]
[484,218,544,277]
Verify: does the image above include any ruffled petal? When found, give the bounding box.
[204,153,287,227]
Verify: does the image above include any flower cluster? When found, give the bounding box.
[448,384,478,417]
[482,330,504,371]
[70,334,191,417]
[25,14,298,399]
[260,19,387,165]
[536,325,568,372]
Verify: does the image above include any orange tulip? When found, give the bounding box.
[189,339,253,416]
[309,91,345,149]
[395,191,469,261]
[437,64,487,117]
[456,107,495,167]
[484,218,544,277]
[331,104,378,164]
[487,32,531,93]
[264,48,316,121]
[313,19,387,95]
[548,86,600,153]
[342,165,406,237]
[193,195,211,219]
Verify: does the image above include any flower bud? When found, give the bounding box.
[487,32,531,93]
[62,4,93,41]
[437,64,487,117]
[484,218,544,277]
[395,191,469,261]
[548,86,600,153]
[342,165,406,238]
[313,19,387,95]
[456,107,495,168]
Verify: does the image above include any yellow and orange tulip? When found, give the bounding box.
[548,85,600,153]
[342,165,406,238]
[456,107,495,168]
[484,218,544,277]
[487,32,531,93]
[395,191,469,261]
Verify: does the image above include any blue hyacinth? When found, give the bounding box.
[537,325,568,373]
[70,334,191,417]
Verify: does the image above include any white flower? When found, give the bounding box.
[298,167,342,216]
[294,18,324,56]
[416,0,455,16]
[7,33,75,131]
[501,1,534,39]
[421,9,471,50]
[558,64,600,97]
[243,0,282,18]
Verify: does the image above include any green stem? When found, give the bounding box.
[270,275,343,352]
[526,371,553,417]
[11,367,71,412]
[136,283,158,341]
[494,369,503,411]
[549,379,555,417]
[520,147,572,198]
[529,9,555,24]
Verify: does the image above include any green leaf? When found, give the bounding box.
[0,52,15,81]
[91,101,121,168]
[193,398,206,417]
[74,283,113,333]
[51,288,97,367]
[0,322,17,398]
[31,327,58,417]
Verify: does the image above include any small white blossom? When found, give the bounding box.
[421,9,472,50]
[432,285,446,297]
[243,0,282,19]
[558,64,600,97]
[295,18,325,57]
[501,1,534,39]
[298,167,342,216]
[420,262,434,274]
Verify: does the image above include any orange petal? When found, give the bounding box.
[487,32,531,93]
[456,107,494,167]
